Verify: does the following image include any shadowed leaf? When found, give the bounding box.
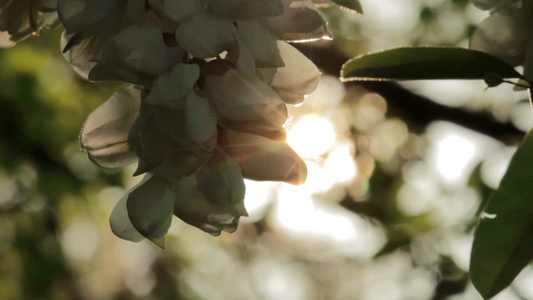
[470,129,533,299]
[341,47,523,82]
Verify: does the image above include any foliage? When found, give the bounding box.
[342,0,533,298]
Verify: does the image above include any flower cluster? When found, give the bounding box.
[0,0,59,47]
[8,0,333,247]
[469,0,533,80]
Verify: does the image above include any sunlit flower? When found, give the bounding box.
[66,0,327,245]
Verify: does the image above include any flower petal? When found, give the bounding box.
[220,129,307,185]
[174,149,247,235]
[126,175,175,248]
[110,176,147,243]
[145,63,200,106]
[262,0,331,42]
[57,0,126,49]
[175,12,236,59]
[150,0,204,22]
[131,109,176,175]
[203,69,288,134]
[268,41,320,105]
[90,24,182,85]
[0,30,14,48]
[237,19,284,68]
[80,86,140,168]
[228,0,284,20]
[60,32,99,79]
[227,32,256,76]
[205,0,244,14]
[185,93,218,143]
[469,9,527,66]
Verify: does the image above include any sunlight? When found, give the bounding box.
[276,186,316,232]
[287,114,336,159]
[301,161,334,194]
[324,143,358,184]
[434,134,475,182]
[242,179,275,222]
[273,185,386,259]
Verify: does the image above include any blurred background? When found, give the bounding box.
[0,0,532,299]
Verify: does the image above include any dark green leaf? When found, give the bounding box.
[341,47,523,82]
[330,0,363,14]
[470,129,533,299]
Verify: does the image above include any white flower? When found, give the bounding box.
[70,0,326,243]
[110,149,247,247]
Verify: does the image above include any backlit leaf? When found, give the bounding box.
[341,47,523,82]
[470,129,533,299]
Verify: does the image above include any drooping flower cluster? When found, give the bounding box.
[469,0,533,80]
[0,0,334,247]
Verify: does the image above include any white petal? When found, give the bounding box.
[262,0,331,42]
[185,93,218,143]
[227,32,256,76]
[57,0,123,49]
[110,176,148,243]
[105,24,180,76]
[145,63,200,105]
[164,0,204,22]
[127,175,175,248]
[237,19,284,68]
[61,32,99,79]
[131,109,176,175]
[203,70,288,133]
[198,148,246,205]
[175,12,236,59]
[469,9,527,65]
[123,0,146,26]
[205,0,243,14]
[0,31,15,48]
[268,41,320,104]
[173,150,246,234]
[221,129,307,185]
[228,0,283,19]
[90,24,182,85]
[80,86,140,168]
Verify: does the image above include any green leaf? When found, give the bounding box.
[341,47,523,82]
[470,129,533,299]
[330,0,363,14]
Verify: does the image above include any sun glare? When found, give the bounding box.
[434,135,475,182]
[287,115,336,159]
[324,144,358,184]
